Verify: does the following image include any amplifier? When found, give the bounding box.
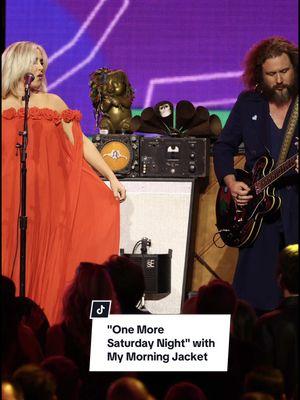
[120,250,172,300]
[140,137,210,178]
[91,134,140,177]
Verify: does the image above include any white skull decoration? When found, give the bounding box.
[159,103,172,118]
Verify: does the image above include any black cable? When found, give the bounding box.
[132,240,142,254]
[194,252,223,281]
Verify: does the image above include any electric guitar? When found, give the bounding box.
[215,152,297,248]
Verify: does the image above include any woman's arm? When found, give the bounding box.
[51,93,126,202]
[82,134,126,201]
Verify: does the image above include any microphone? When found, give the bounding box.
[24,73,35,89]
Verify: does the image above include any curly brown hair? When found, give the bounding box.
[242,36,298,90]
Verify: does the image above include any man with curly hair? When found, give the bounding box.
[213,37,298,315]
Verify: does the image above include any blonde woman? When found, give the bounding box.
[2,41,126,324]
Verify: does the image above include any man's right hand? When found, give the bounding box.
[228,181,253,206]
[223,175,253,206]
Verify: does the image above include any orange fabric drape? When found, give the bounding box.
[2,107,119,324]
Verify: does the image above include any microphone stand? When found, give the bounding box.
[16,84,30,297]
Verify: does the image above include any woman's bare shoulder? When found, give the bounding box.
[2,96,20,110]
[2,92,71,114]
[45,93,69,112]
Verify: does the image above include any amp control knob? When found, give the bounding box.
[190,152,195,160]
[189,164,196,173]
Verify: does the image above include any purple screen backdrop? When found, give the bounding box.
[6,0,298,133]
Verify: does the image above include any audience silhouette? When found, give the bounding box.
[253,244,298,399]
[104,255,150,314]
[41,356,81,400]
[107,377,155,400]
[1,244,297,399]
[244,366,287,400]
[164,381,207,400]
[46,262,123,400]
[13,364,57,400]
[1,276,43,377]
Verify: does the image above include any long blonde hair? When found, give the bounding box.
[2,41,48,99]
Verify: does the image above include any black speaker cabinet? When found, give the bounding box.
[120,250,172,300]
[91,134,140,177]
[140,137,210,178]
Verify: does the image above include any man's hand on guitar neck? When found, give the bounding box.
[224,174,253,206]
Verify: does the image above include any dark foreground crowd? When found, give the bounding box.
[1,245,298,400]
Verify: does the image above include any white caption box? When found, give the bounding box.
[90,314,230,372]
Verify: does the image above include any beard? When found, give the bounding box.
[262,79,298,106]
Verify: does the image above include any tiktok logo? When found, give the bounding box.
[97,305,106,315]
[90,300,111,318]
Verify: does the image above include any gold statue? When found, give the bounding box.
[89,68,134,133]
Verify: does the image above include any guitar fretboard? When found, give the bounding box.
[254,154,297,194]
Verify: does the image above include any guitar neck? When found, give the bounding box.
[255,154,297,194]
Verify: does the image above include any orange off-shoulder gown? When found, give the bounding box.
[2,107,120,324]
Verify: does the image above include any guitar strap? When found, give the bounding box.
[276,95,299,167]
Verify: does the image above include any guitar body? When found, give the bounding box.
[216,154,281,248]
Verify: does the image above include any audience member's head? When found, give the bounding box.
[196,279,237,315]
[164,381,207,400]
[107,377,155,400]
[1,276,19,377]
[181,296,198,314]
[1,275,16,298]
[41,356,81,400]
[241,392,275,400]
[104,255,145,313]
[62,262,120,350]
[63,262,119,319]
[13,364,57,400]
[232,299,257,343]
[277,244,298,295]
[2,379,24,400]
[1,275,17,324]
[15,296,49,350]
[244,366,286,400]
